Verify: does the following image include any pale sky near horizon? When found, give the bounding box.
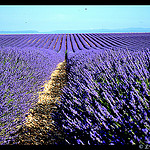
[0,5,150,32]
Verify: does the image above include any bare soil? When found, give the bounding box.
[9,60,67,145]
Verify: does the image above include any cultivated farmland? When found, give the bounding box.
[0,33,150,52]
[0,33,149,145]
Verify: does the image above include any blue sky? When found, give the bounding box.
[0,5,150,32]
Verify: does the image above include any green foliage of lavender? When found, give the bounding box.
[0,47,65,145]
[54,48,150,145]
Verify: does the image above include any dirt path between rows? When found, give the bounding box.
[9,60,67,145]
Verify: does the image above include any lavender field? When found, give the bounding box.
[0,33,150,145]
[1,33,150,52]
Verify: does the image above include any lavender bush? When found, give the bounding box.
[53,47,150,145]
[0,46,65,145]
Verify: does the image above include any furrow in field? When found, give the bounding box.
[10,60,67,145]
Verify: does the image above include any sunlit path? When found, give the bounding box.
[9,60,67,145]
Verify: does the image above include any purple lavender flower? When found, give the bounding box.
[0,46,65,145]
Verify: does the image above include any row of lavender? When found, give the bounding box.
[0,47,65,145]
[0,33,150,53]
[53,48,150,145]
